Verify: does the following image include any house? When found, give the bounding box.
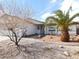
[0,13,79,36]
[44,22,79,36]
[23,18,44,36]
[0,5,45,36]
[0,14,44,36]
[0,10,79,36]
[0,14,79,36]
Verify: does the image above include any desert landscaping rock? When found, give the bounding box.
[0,37,79,59]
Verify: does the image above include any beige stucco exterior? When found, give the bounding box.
[45,24,77,35]
[0,14,44,36]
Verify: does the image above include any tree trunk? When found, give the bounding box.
[61,29,70,42]
[15,42,19,46]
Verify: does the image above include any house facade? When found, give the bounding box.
[22,18,44,36]
[0,14,79,36]
[0,6,79,36]
[0,7,45,36]
[44,22,79,36]
[0,14,44,36]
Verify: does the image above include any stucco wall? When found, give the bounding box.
[69,25,77,35]
[44,26,57,35]
[25,24,39,35]
[0,23,40,36]
[45,25,77,35]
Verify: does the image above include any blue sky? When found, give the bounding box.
[0,0,79,21]
[25,0,63,20]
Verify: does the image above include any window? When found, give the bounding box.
[49,27,55,31]
[48,26,56,35]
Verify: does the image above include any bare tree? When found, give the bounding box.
[2,0,34,19]
[0,0,33,46]
[0,14,27,46]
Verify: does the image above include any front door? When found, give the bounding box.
[76,28,79,35]
[37,25,44,35]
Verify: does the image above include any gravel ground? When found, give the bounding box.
[0,36,79,59]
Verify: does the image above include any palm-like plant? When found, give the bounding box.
[45,7,79,42]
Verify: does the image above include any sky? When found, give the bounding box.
[0,0,79,21]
